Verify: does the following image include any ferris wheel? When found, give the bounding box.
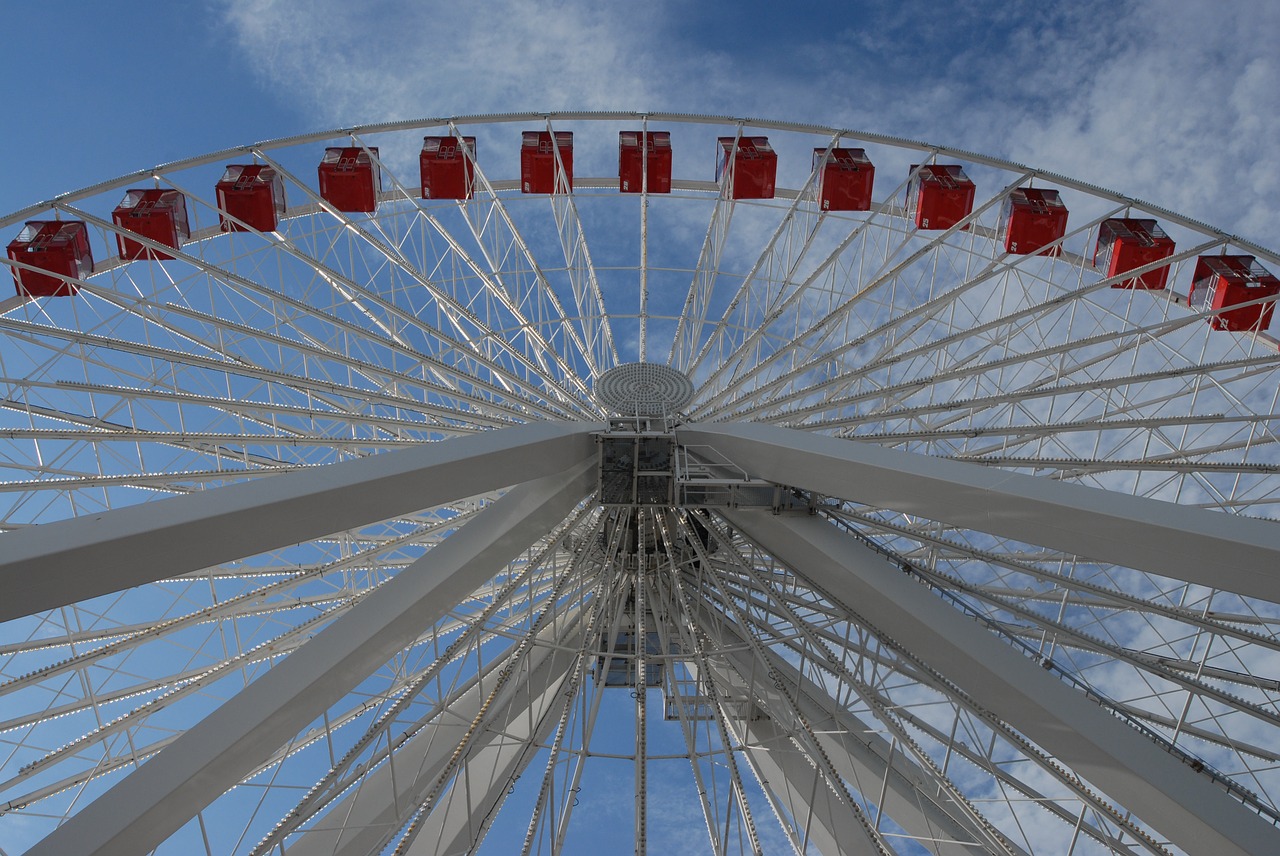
[2,111,1280,856]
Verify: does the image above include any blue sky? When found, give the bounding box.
[2,1,1278,245]
[3,4,1280,854]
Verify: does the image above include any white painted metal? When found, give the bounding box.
[685,530,1009,855]
[545,119,618,376]
[233,153,594,416]
[416,122,600,404]
[639,115,651,360]
[734,713,871,856]
[669,121,741,371]
[0,421,597,620]
[681,421,1280,601]
[655,524,767,855]
[719,506,1280,855]
[23,459,596,856]
[700,649,993,856]
[5,113,1280,856]
[399,645,578,856]
[285,607,583,856]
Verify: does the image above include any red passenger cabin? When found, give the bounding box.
[717,137,776,199]
[216,165,286,233]
[1190,255,1280,332]
[814,147,874,211]
[112,189,189,260]
[318,147,380,213]
[618,131,672,194]
[521,131,573,194]
[7,221,93,297]
[420,136,476,200]
[907,164,975,230]
[999,188,1068,256]
[1094,218,1175,289]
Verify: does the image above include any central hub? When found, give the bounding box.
[595,362,694,417]
[594,363,791,511]
[598,427,676,507]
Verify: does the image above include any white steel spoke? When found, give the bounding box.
[683,135,835,381]
[345,136,599,409]
[60,198,516,409]
[669,123,742,372]
[659,523,768,856]
[446,123,603,383]
[716,235,1217,424]
[175,163,596,419]
[688,168,1035,417]
[543,119,619,376]
[639,115,652,361]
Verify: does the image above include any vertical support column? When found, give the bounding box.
[634,510,649,856]
[639,115,650,361]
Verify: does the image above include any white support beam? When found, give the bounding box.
[24,457,597,856]
[0,421,600,621]
[696,621,1001,855]
[731,711,865,856]
[287,609,581,856]
[680,421,1280,602]
[719,506,1280,856]
[403,628,578,856]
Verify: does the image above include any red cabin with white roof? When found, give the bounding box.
[216,165,285,233]
[717,137,776,199]
[521,131,573,194]
[7,221,93,297]
[619,131,672,194]
[420,136,476,200]
[112,189,189,260]
[814,147,874,211]
[318,147,380,213]
[999,188,1068,256]
[1095,218,1175,290]
[1190,255,1280,332]
[907,164,975,230]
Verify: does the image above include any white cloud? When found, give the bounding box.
[219,0,664,121]
[982,1,1280,245]
[217,0,1280,246]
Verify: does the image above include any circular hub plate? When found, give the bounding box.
[595,362,695,416]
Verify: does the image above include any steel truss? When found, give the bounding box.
[4,113,1280,856]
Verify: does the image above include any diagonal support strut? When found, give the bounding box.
[719,506,1280,856]
[679,421,1280,602]
[25,455,597,856]
[0,420,600,621]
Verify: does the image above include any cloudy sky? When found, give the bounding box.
[2,1,1277,246]
[2,6,1279,853]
